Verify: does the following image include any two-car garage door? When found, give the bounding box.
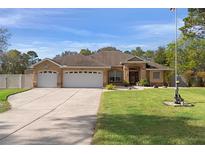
[63,70,103,88]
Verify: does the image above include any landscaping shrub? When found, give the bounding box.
[184,70,205,87]
[153,85,159,88]
[106,84,116,90]
[183,70,194,87]
[192,77,202,87]
[123,80,130,87]
[197,72,205,87]
[164,71,173,87]
[138,79,149,86]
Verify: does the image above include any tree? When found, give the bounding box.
[27,51,40,65]
[177,8,205,75]
[0,49,29,74]
[54,51,78,59]
[124,50,131,54]
[179,38,205,73]
[164,35,205,87]
[154,47,167,65]
[125,48,154,60]
[97,46,119,52]
[0,28,11,52]
[61,51,78,56]
[131,47,145,57]
[144,50,155,61]
[180,9,205,38]
[79,48,93,56]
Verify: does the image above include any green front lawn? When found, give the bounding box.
[0,89,28,113]
[93,88,205,144]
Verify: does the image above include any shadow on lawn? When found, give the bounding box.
[93,114,205,145]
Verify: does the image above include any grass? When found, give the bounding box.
[0,88,28,113]
[92,88,205,145]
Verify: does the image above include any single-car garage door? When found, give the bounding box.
[37,71,58,88]
[63,70,103,88]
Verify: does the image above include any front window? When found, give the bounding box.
[153,72,161,80]
[109,70,123,83]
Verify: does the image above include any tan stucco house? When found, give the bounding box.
[29,50,171,88]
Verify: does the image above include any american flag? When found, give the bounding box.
[170,8,176,11]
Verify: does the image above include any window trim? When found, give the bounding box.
[153,71,161,80]
[38,70,58,74]
[109,70,123,83]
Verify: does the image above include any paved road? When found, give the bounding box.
[0,88,102,144]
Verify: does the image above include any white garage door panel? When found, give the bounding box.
[63,71,103,88]
[37,71,58,88]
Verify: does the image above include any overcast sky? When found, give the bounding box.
[0,8,188,58]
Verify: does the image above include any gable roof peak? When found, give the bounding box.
[30,58,62,68]
[127,56,144,62]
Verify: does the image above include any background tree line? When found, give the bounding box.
[0,49,40,74]
[0,28,41,74]
[161,8,205,86]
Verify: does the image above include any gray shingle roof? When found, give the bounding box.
[53,50,170,70]
[146,61,170,70]
[53,54,106,66]
[90,50,134,66]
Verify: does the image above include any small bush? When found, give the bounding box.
[106,84,116,90]
[153,85,159,88]
[123,80,130,87]
[138,79,149,86]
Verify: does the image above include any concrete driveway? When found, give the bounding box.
[0,88,102,144]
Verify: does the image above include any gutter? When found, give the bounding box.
[146,68,173,71]
[62,66,111,69]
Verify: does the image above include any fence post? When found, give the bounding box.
[5,76,8,89]
[20,74,23,88]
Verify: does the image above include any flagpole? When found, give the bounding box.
[173,8,184,105]
[164,8,186,106]
[175,8,178,90]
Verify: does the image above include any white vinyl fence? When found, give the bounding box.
[0,74,33,89]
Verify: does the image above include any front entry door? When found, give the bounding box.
[129,72,139,85]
